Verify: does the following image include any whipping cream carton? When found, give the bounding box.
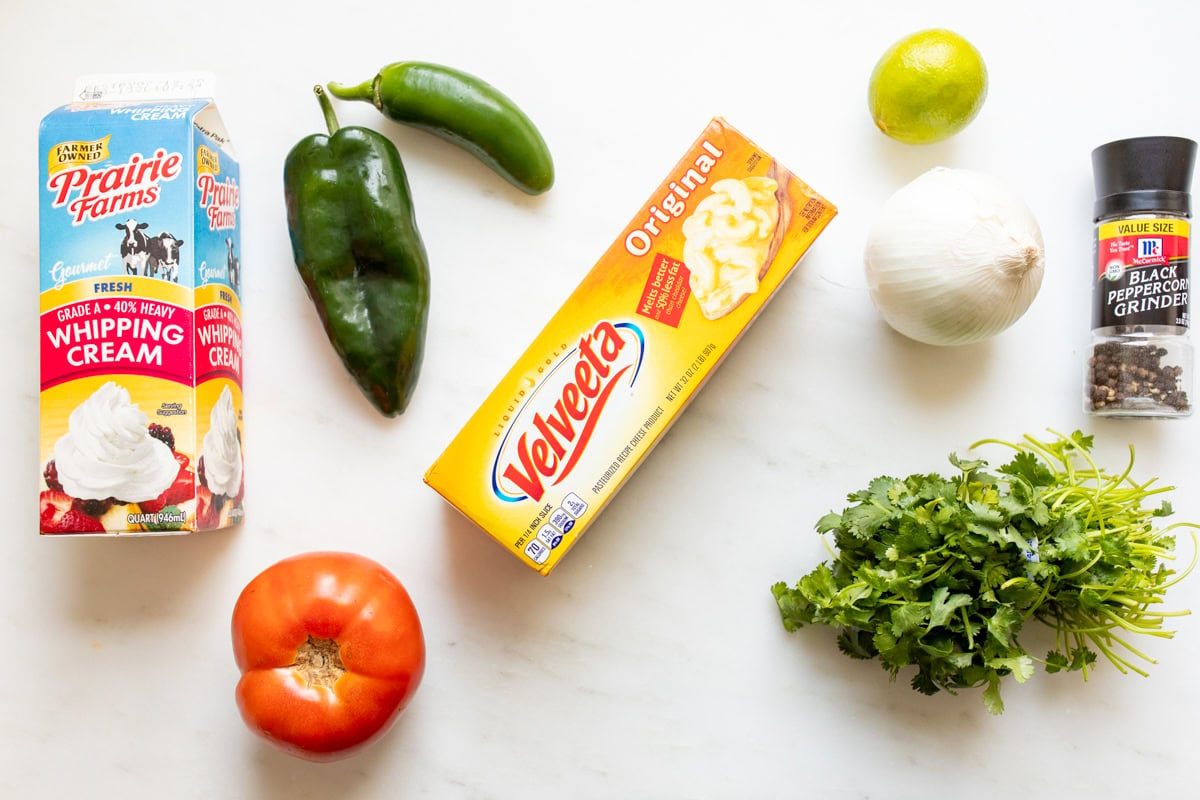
[38,74,244,535]
[425,118,836,574]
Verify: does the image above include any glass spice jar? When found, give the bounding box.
[1087,136,1196,418]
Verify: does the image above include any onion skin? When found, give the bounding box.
[863,167,1045,346]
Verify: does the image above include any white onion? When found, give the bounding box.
[863,167,1045,346]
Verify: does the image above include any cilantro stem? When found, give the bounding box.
[1070,631,1091,681]
[1102,634,1157,665]
[1156,526,1199,590]
[1058,550,1105,581]
[1091,631,1153,676]
[1113,445,1136,489]
[1022,578,1053,620]
[1097,608,1173,637]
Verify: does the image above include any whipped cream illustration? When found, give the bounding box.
[202,385,242,497]
[52,382,178,502]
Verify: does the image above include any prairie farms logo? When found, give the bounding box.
[46,146,183,225]
[196,173,239,230]
[492,320,644,503]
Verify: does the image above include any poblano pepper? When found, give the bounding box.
[284,86,430,417]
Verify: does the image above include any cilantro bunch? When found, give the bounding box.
[772,430,1197,714]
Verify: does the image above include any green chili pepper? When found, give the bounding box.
[328,62,554,195]
[284,85,430,417]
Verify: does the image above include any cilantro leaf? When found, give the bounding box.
[833,583,874,608]
[1051,516,1089,561]
[1069,430,1095,451]
[815,512,844,533]
[836,628,875,660]
[967,501,1005,525]
[855,565,898,593]
[986,606,1023,648]
[982,673,1005,715]
[842,502,895,539]
[1070,647,1098,672]
[798,564,837,606]
[927,587,972,630]
[982,562,1010,591]
[771,582,812,632]
[910,669,940,696]
[949,453,986,475]
[997,491,1030,519]
[999,451,1055,488]
[1044,650,1070,673]
[873,629,912,672]
[986,655,1034,683]
[1028,500,1052,527]
[890,603,927,637]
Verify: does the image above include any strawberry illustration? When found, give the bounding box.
[196,486,220,528]
[40,490,104,534]
[162,469,195,506]
[139,495,167,515]
[140,460,195,514]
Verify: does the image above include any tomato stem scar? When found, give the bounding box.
[293,635,345,688]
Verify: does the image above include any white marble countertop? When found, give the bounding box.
[4,0,1200,797]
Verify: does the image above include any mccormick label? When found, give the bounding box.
[38,74,244,536]
[425,117,837,574]
[1093,217,1191,329]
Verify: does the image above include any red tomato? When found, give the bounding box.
[231,551,425,761]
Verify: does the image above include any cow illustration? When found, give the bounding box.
[225,237,240,293]
[116,219,150,275]
[147,233,184,283]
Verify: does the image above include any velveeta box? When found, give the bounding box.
[425,117,836,574]
[38,74,244,535]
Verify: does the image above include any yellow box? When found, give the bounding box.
[424,118,836,574]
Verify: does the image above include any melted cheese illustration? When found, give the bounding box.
[681,177,780,319]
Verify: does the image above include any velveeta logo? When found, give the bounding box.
[46,145,183,226]
[492,321,644,503]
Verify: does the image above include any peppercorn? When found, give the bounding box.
[1087,338,1190,413]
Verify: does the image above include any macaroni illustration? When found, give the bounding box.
[682,177,781,319]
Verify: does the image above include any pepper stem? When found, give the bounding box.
[327,78,383,111]
[313,84,339,135]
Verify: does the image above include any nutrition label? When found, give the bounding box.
[523,492,588,565]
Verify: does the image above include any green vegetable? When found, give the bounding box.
[772,430,1196,714]
[284,86,430,417]
[328,62,554,195]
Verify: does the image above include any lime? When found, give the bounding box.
[868,29,988,145]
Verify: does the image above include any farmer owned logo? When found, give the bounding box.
[197,145,221,175]
[47,136,111,175]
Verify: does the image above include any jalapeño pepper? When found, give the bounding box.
[328,62,554,195]
[284,86,430,417]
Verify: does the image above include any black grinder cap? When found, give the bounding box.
[1092,136,1197,221]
